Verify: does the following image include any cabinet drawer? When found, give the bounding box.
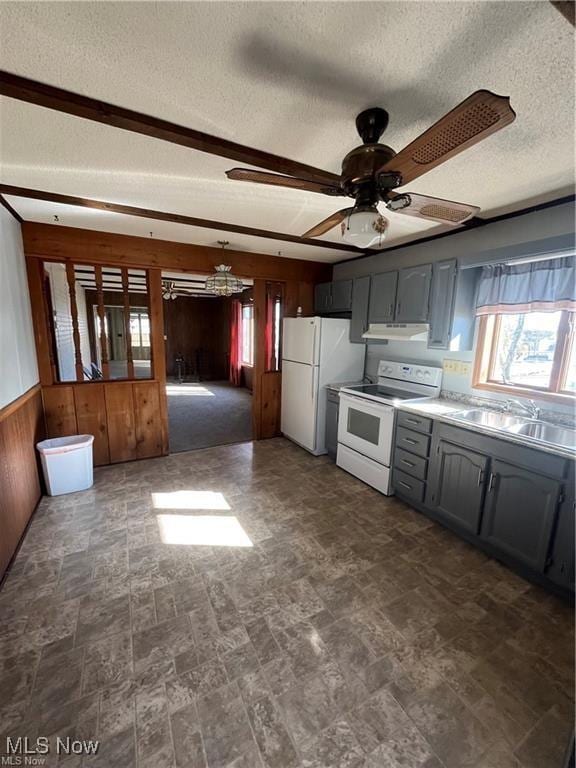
[393,469,425,504]
[397,411,432,434]
[395,426,430,458]
[394,447,427,481]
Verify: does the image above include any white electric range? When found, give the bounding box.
[337,360,442,495]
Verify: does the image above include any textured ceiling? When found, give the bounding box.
[0,1,574,263]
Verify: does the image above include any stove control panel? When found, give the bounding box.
[376,360,443,387]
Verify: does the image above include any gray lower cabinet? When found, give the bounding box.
[547,464,575,590]
[350,276,371,343]
[480,459,562,572]
[325,390,339,459]
[428,259,457,348]
[368,271,398,323]
[395,417,574,596]
[426,440,488,535]
[395,265,431,323]
[314,282,332,314]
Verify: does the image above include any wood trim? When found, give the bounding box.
[252,279,267,440]
[0,71,340,185]
[473,381,576,405]
[550,311,571,392]
[94,265,110,378]
[25,257,54,385]
[121,268,135,379]
[0,192,23,223]
[147,269,169,454]
[22,223,334,283]
[0,383,41,423]
[65,261,84,381]
[1,185,359,254]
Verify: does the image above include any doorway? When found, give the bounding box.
[162,271,254,452]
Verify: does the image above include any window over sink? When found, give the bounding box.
[473,257,576,402]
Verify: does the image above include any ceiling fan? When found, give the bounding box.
[226,90,516,248]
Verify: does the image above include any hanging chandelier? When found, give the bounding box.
[205,241,244,297]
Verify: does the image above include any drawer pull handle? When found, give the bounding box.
[399,480,412,490]
[404,438,418,445]
[406,418,421,425]
[401,459,415,467]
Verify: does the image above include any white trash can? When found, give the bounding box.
[37,435,95,496]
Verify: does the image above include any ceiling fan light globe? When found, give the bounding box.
[341,210,388,249]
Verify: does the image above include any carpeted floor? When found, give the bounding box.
[167,380,253,453]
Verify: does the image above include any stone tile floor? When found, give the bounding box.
[0,438,573,768]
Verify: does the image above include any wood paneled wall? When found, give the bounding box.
[0,385,44,580]
[163,296,231,380]
[42,380,167,465]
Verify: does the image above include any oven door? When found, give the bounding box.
[338,393,395,466]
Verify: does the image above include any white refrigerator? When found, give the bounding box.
[281,317,365,455]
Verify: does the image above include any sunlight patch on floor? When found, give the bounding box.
[151,490,230,510]
[166,384,215,397]
[156,514,253,547]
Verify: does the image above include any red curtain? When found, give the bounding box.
[229,299,242,386]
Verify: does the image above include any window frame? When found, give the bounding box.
[473,309,576,403]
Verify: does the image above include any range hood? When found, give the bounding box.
[361,323,429,341]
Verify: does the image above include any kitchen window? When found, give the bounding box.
[473,257,576,402]
[241,304,254,366]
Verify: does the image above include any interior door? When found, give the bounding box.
[281,360,317,451]
[282,317,320,365]
[426,440,488,534]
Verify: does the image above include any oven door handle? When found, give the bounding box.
[340,393,394,412]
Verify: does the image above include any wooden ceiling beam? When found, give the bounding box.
[21,222,333,283]
[0,71,340,185]
[0,184,359,254]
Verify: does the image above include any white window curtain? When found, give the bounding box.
[475,256,576,315]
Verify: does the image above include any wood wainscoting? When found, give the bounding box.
[42,380,168,465]
[0,385,44,580]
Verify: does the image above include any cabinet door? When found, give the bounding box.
[395,264,432,323]
[368,271,398,323]
[350,276,371,343]
[546,464,575,591]
[331,280,353,312]
[325,398,339,459]
[314,282,332,314]
[480,459,561,572]
[428,260,457,348]
[426,440,488,534]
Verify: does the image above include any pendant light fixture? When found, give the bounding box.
[205,241,244,296]
[340,206,389,249]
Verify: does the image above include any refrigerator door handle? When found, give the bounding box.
[311,366,316,399]
[311,324,317,365]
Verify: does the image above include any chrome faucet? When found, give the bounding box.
[505,399,541,420]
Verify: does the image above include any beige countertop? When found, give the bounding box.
[397,398,576,460]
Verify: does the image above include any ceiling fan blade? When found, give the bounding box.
[226,168,344,196]
[302,208,353,238]
[388,192,479,226]
[381,90,516,185]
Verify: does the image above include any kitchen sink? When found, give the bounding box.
[505,421,576,450]
[450,409,526,430]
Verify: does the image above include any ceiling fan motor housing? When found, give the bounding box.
[341,143,398,200]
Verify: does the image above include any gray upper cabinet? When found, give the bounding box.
[314,282,332,314]
[368,271,398,323]
[395,264,432,323]
[480,459,562,572]
[426,440,488,535]
[350,276,371,343]
[331,280,353,312]
[428,259,457,348]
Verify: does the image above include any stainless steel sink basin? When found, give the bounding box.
[505,421,576,449]
[450,409,526,430]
